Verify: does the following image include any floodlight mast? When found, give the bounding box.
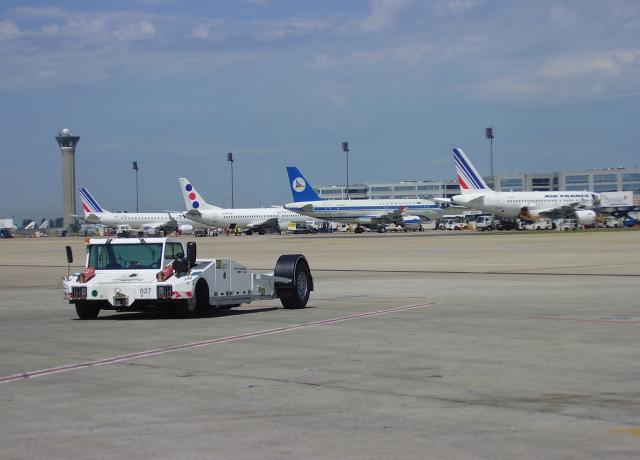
[485,127,494,188]
[132,161,139,212]
[342,141,350,199]
[227,152,234,208]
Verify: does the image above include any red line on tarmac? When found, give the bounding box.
[529,316,640,324]
[0,302,433,385]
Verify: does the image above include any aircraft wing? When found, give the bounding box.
[290,203,314,213]
[140,222,165,230]
[535,202,590,219]
[365,206,410,223]
[185,209,202,219]
[247,217,279,230]
[138,215,179,232]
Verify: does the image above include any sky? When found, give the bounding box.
[1,0,639,222]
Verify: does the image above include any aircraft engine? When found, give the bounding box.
[401,215,422,230]
[178,224,194,235]
[574,210,596,226]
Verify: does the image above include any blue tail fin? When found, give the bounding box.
[286,167,322,202]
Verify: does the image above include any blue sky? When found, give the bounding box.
[1,0,639,221]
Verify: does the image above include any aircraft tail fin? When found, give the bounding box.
[286,166,322,202]
[179,178,223,211]
[79,188,109,215]
[453,148,492,194]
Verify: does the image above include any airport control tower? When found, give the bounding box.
[56,128,80,230]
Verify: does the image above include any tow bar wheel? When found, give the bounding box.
[274,254,313,309]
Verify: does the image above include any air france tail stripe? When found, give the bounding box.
[79,189,103,213]
[454,154,482,189]
[78,189,95,212]
[79,192,97,213]
[78,189,99,213]
[453,150,482,188]
[454,150,485,189]
[454,155,477,188]
[455,149,485,188]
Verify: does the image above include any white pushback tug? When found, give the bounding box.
[62,237,313,319]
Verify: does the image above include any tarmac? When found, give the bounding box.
[0,230,639,459]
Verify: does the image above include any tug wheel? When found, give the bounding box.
[176,280,209,317]
[75,301,100,320]
[274,254,313,309]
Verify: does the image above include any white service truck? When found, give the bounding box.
[475,215,495,231]
[62,237,313,319]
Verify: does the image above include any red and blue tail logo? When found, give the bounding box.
[453,148,490,193]
[79,188,104,215]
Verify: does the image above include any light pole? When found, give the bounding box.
[485,127,494,188]
[227,152,234,208]
[132,161,139,212]
[342,141,349,199]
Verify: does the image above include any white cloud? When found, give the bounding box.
[361,0,413,32]
[330,94,349,108]
[347,42,433,66]
[538,50,640,79]
[250,17,330,40]
[191,23,211,39]
[242,0,271,5]
[41,23,60,36]
[0,19,21,40]
[9,7,67,19]
[445,0,478,14]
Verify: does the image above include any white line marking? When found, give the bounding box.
[0,303,433,385]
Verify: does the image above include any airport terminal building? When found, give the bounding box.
[315,180,460,200]
[315,166,640,205]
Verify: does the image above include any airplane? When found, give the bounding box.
[179,178,317,234]
[35,219,50,237]
[451,148,598,225]
[21,220,48,237]
[284,166,443,232]
[78,188,208,235]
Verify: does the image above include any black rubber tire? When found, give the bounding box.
[176,280,209,317]
[274,255,313,309]
[75,301,100,320]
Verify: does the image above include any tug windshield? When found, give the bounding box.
[87,243,163,270]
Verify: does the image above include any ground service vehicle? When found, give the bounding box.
[62,237,313,319]
[475,215,494,231]
[518,218,552,230]
[602,216,623,228]
[116,224,132,237]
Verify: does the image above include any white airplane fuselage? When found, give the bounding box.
[85,212,208,232]
[285,198,443,224]
[186,207,314,230]
[453,191,597,218]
